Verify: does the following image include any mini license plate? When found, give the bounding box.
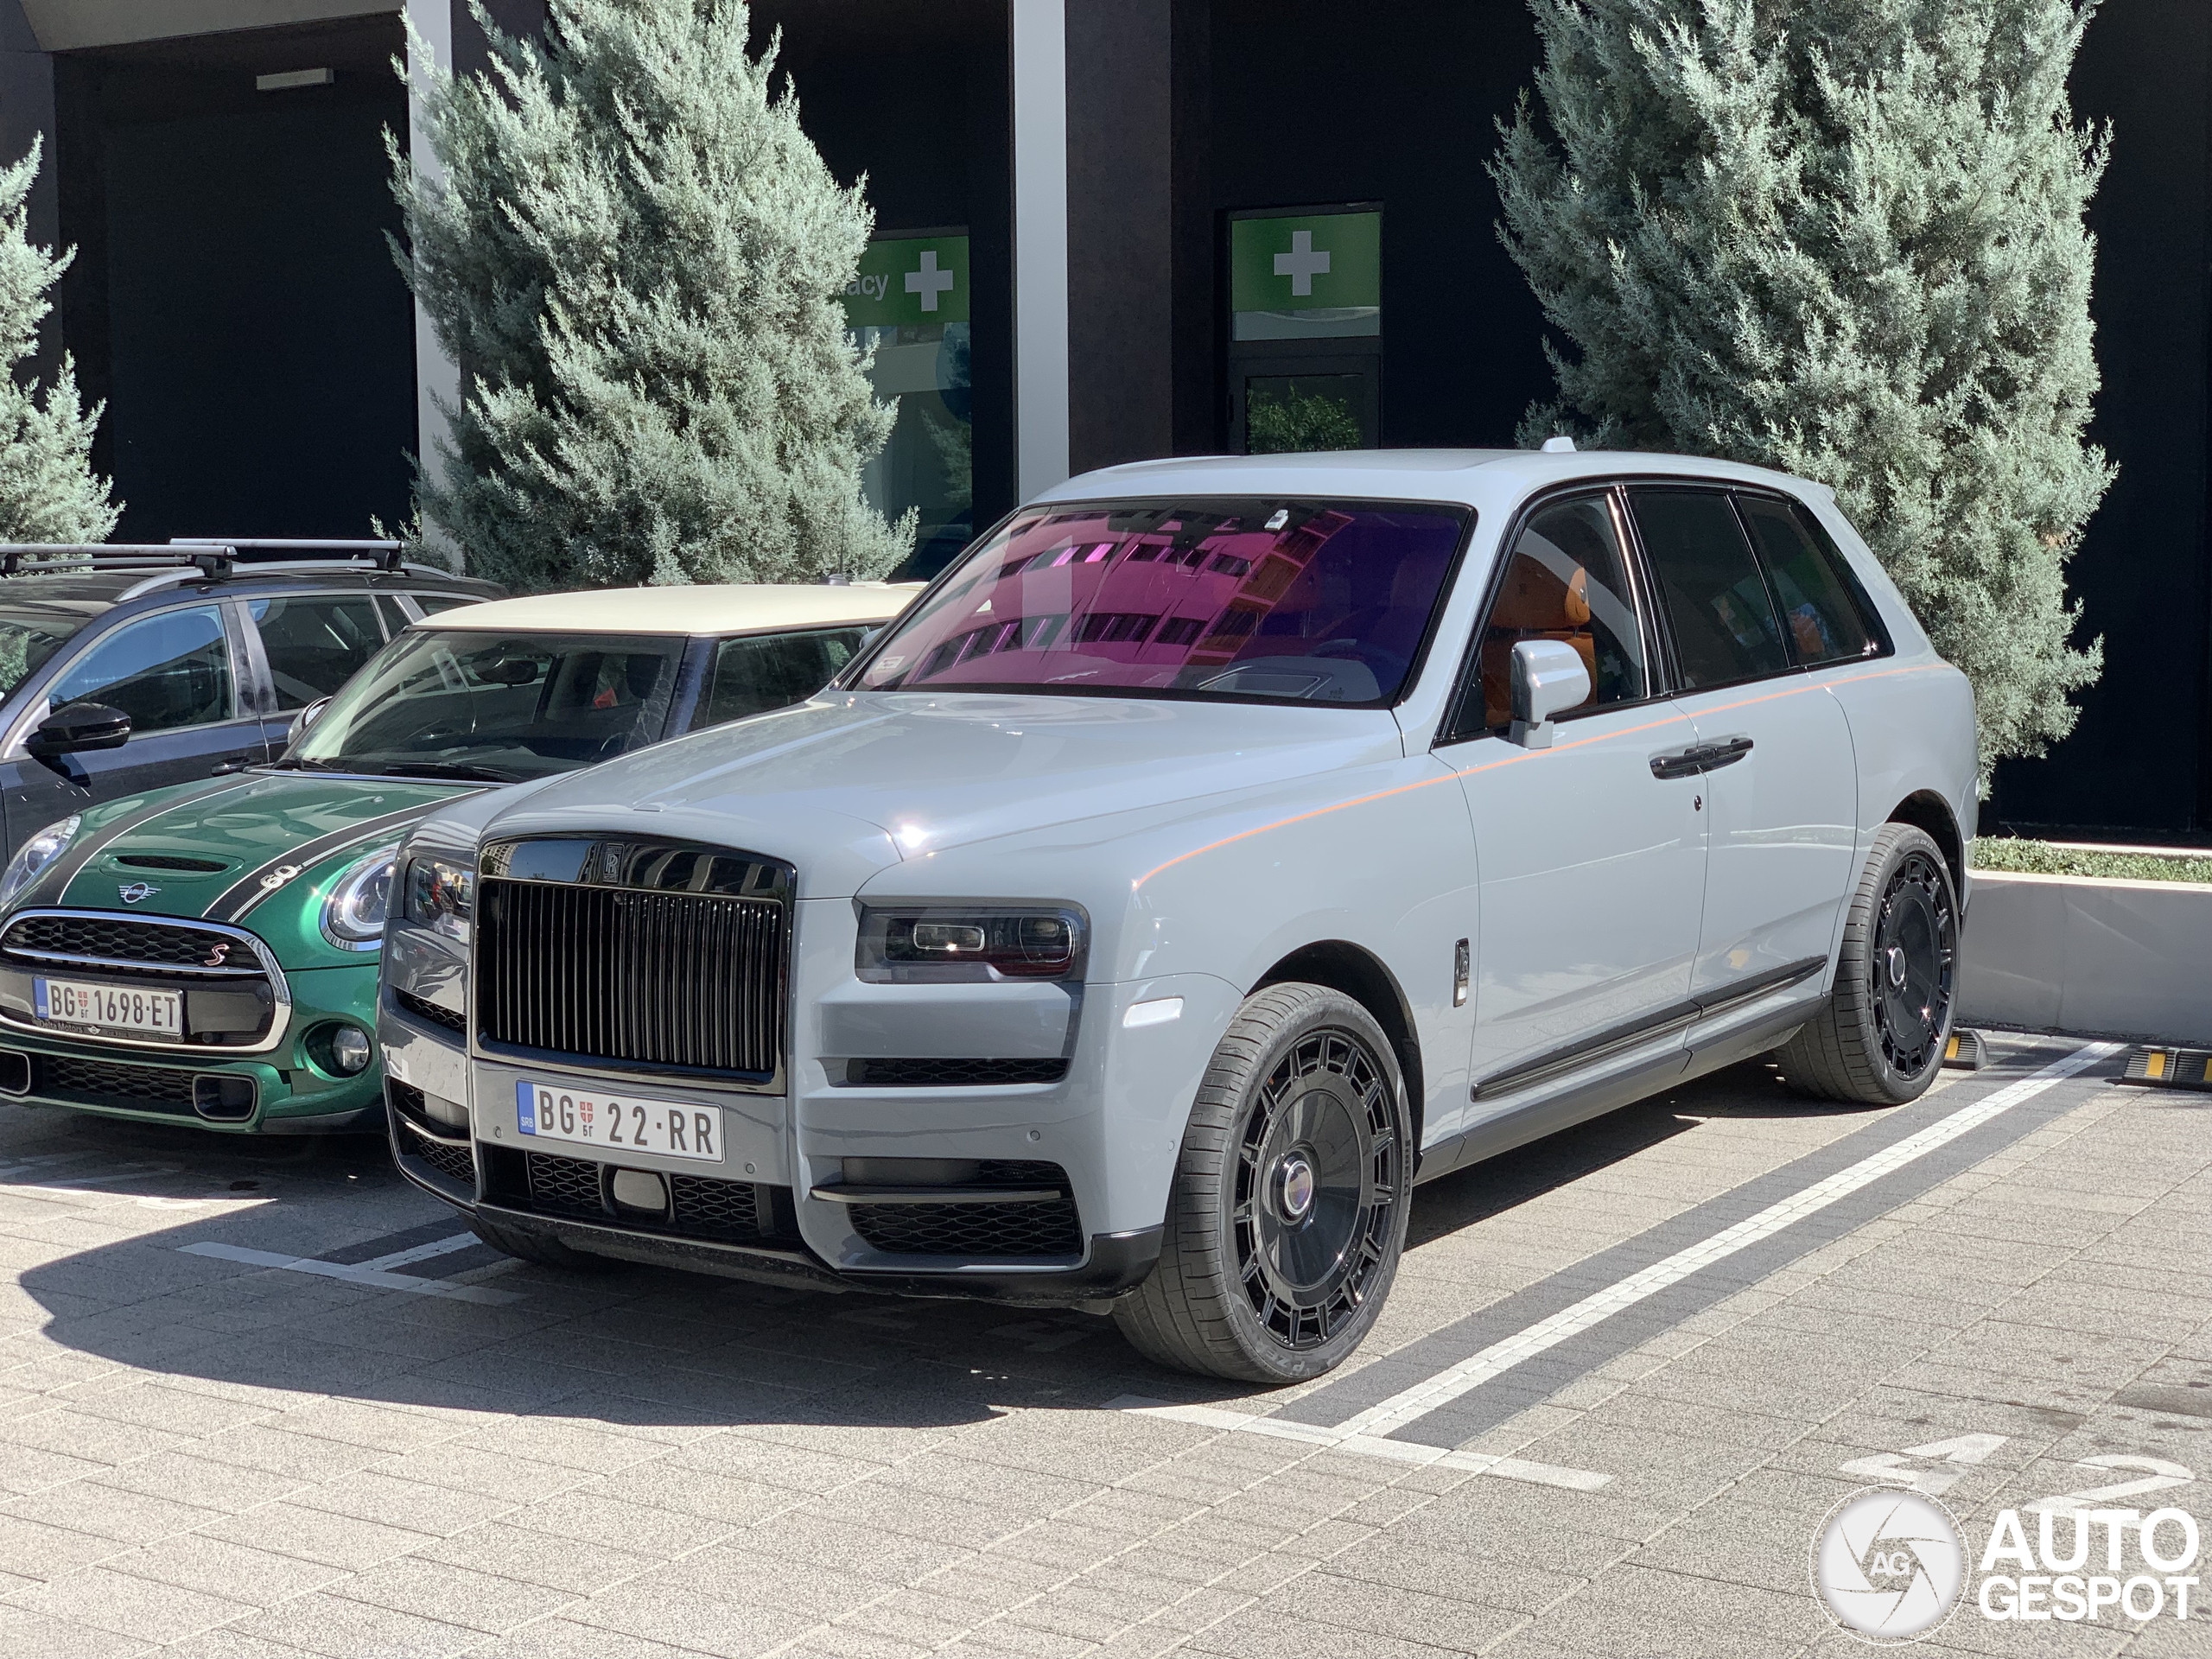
[514,1080,722,1162]
[35,977,182,1038]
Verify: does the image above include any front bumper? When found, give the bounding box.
[0,963,385,1134]
[376,943,1237,1304]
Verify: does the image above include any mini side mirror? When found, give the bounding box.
[288,696,333,745]
[27,701,131,757]
[1508,640,1592,750]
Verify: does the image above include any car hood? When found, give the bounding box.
[472,691,1408,896]
[45,771,476,931]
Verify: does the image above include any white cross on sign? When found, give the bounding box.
[1274,230,1331,297]
[905,251,955,312]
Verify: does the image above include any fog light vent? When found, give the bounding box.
[0,1051,28,1096]
[192,1074,257,1122]
[609,1168,668,1214]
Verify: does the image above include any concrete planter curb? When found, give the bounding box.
[1961,869,2212,1045]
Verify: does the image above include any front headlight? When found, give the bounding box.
[856,905,1086,982]
[321,844,399,950]
[404,855,475,944]
[0,815,81,911]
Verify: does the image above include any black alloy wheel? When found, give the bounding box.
[1115,982,1411,1382]
[1777,822,1961,1105]
[1234,1028,1401,1351]
[1869,848,1955,1078]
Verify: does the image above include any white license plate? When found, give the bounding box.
[514,1080,722,1162]
[35,977,182,1037]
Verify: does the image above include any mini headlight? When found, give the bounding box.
[856,906,1086,982]
[321,845,398,949]
[404,855,475,944]
[0,815,81,911]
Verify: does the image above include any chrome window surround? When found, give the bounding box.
[0,908,294,1055]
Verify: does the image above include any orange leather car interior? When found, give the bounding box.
[1478,555,1599,729]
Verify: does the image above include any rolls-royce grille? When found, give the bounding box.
[2,914,265,976]
[476,880,785,1076]
[38,1054,197,1109]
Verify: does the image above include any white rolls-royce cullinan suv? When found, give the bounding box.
[379,450,1976,1382]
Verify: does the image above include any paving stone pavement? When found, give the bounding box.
[0,1035,2200,1656]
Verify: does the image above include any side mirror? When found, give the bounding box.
[288,696,333,745]
[1508,640,1592,750]
[27,702,131,757]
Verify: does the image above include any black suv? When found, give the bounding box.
[0,540,499,856]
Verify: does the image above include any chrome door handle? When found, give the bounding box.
[1699,736,1754,771]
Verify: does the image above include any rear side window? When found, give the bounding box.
[695,627,870,730]
[47,605,234,733]
[1630,490,1789,688]
[1736,496,1879,666]
[248,594,386,709]
[410,594,482,620]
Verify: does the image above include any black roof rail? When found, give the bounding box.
[169,537,406,573]
[0,543,237,579]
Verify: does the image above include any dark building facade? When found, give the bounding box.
[0,0,2203,836]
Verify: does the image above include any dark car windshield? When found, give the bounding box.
[286,629,684,782]
[853,499,1468,704]
[0,606,99,698]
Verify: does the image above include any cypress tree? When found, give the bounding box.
[0,139,118,545]
[1494,0,2109,772]
[391,0,910,591]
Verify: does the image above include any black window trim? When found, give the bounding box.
[1433,480,1673,750]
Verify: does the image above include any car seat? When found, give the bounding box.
[1478,555,1598,729]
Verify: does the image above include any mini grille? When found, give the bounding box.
[398,1116,474,1187]
[851,1197,1083,1259]
[3,914,264,973]
[395,988,467,1034]
[669,1174,761,1241]
[845,1058,1070,1087]
[524,1151,605,1218]
[477,880,785,1075]
[39,1054,197,1107]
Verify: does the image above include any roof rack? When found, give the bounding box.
[0,543,240,579]
[169,538,406,573]
[0,538,410,582]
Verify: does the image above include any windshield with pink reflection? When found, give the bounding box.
[854,501,1469,704]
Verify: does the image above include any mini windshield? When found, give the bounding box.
[286,630,684,782]
[853,500,1468,704]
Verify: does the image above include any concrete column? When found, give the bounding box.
[1010,0,1069,502]
[404,0,459,546]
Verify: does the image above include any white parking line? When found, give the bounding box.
[1107,1395,1611,1490]
[1328,1039,2119,1443]
[355,1231,484,1273]
[178,1241,523,1304]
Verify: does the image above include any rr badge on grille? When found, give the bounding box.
[118,881,160,905]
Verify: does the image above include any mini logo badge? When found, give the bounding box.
[118,881,160,905]
[200,941,232,968]
[1813,1489,1967,1643]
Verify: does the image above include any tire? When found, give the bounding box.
[1777,823,1959,1104]
[469,1214,626,1273]
[1115,982,1411,1382]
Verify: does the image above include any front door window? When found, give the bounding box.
[47,606,234,734]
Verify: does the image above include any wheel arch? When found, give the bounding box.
[1886,790,1965,896]
[1251,939,1426,1153]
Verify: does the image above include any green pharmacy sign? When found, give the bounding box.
[1230,210,1382,340]
[842,233,969,328]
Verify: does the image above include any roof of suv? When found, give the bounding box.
[429,582,922,635]
[0,560,499,611]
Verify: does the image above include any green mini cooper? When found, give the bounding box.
[0,582,911,1132]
